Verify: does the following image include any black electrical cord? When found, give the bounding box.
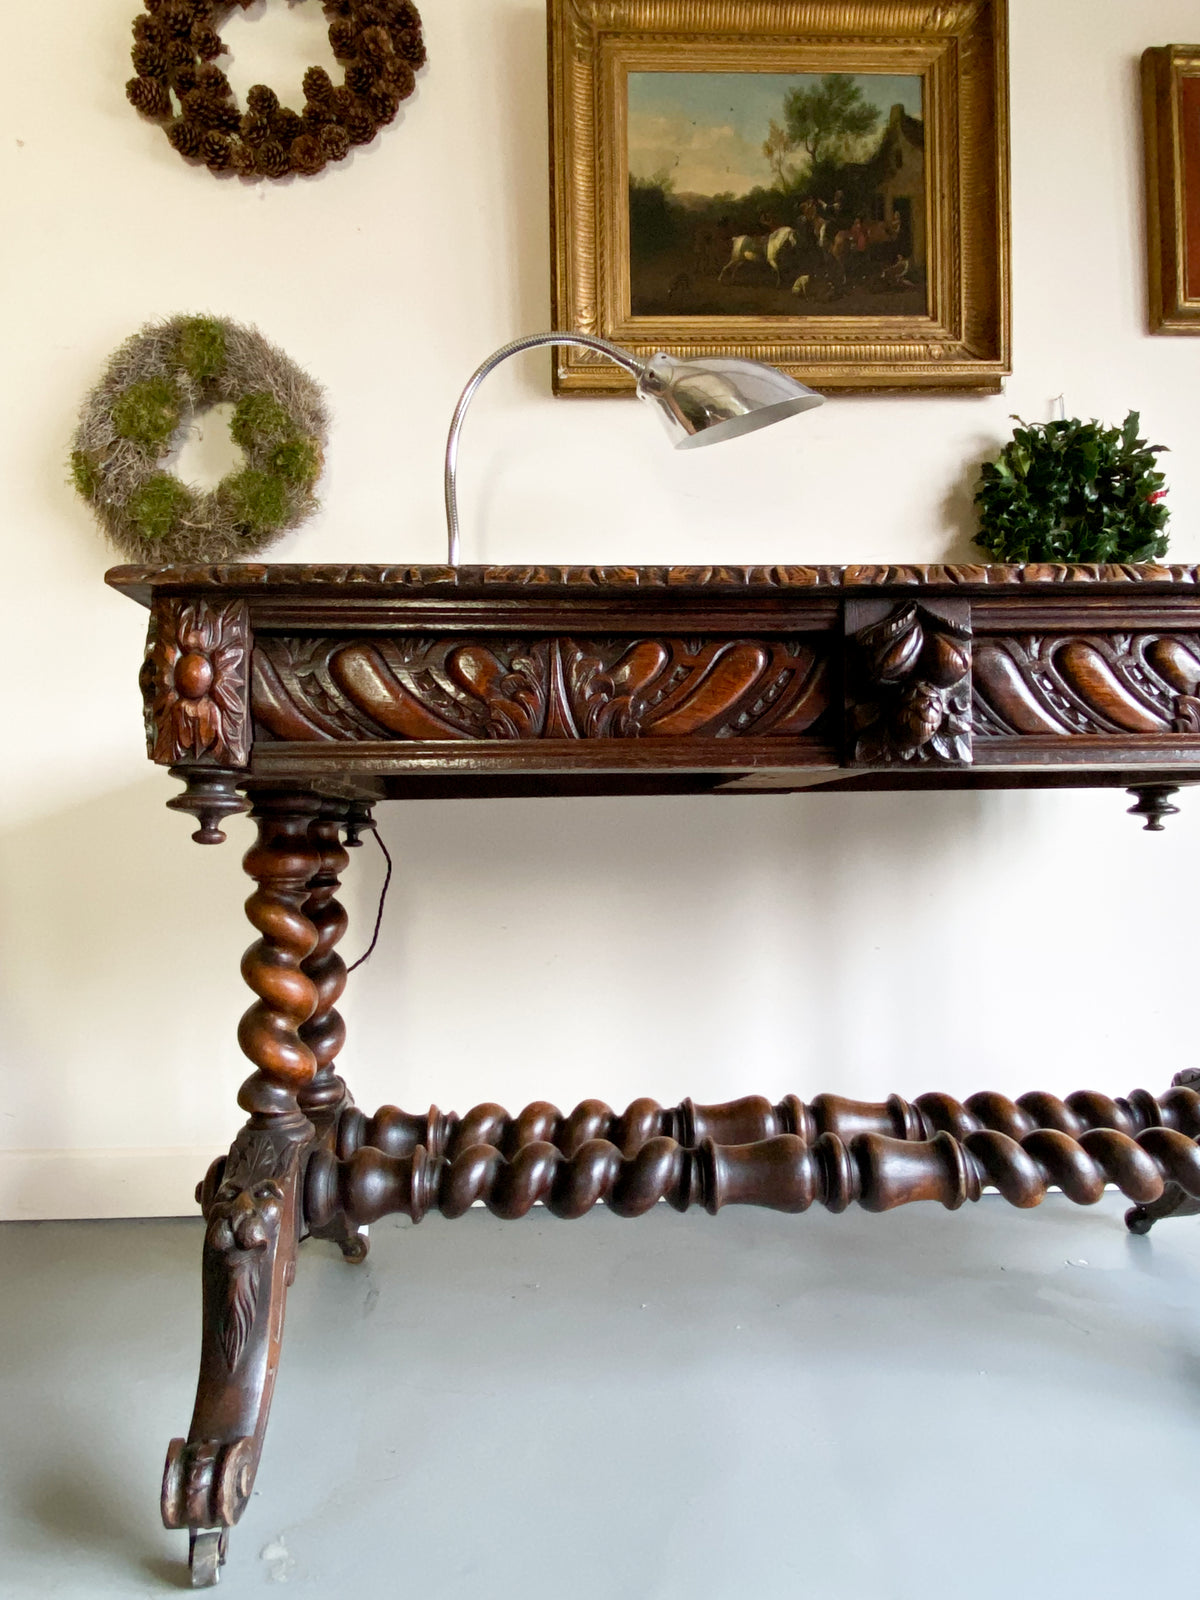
[346,826,393,973]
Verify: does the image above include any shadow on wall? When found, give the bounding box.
[0,777,253,1154]
[0,774,991,1169]
[5,766,1195,1214]
[938,434,1002,561]
[351,785,994,1116]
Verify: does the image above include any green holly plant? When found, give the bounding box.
[974,411,1169,564]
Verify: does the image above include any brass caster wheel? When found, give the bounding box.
[1125,1205,1155,1236]
[340,1225,370,1264]
[189,1527,228,1587]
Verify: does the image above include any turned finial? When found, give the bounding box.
[343,799,377,847]
[166,765,250,844]
[1126,784,1181,832]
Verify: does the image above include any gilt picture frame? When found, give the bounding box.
[548,0,1011,395]
[1143,45,1200,334]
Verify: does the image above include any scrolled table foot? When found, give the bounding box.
[162,1436,254,1531]
[163,1122,309,1582]
[162,1440,239,1584]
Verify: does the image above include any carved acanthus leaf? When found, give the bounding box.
[222,1261,259,1372]
[972,633,1200,738]
[253,635,830,743]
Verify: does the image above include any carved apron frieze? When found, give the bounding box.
[972,632,1200,736]
[253,634,831,743]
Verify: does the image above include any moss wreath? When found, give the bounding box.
[125,0,426,178]
[71,314,328,562]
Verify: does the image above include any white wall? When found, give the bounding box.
[2,0,1199,1219]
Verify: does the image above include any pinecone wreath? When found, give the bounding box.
[125,0,426,177]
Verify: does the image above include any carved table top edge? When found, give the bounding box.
[105,561,1200,606]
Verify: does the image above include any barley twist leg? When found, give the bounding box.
[307,1130,983,1226]
[308,1116,1200,1231]
[297,802,350,1130]
[165,790,323,1586]
[334,1091,927,1162]
[335,1085,1200,1166]
[1124,1069,1200,1233]
[913,1085,1200,1229]
[235,792,322,1124]
[912,1085,1200,1144]
[296,801,370,1263]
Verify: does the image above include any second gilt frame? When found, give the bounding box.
[1143,45,1200,334]
[549,0,1011,395]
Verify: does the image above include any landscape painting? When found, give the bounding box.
[628,71,927,318]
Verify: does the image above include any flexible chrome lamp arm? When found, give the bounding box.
[445,332,643,566]
[443,331,824,565]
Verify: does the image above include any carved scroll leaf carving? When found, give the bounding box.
[144,597,251,767]
[221,1258,264,1373]
[253,635,830,742]
[972,633,1200,738]
[161,1435,256,1530]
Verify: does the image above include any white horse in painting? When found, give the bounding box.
[717,227,798,286]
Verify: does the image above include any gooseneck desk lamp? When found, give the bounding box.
[443,331,825,565]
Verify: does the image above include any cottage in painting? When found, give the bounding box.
[863,104,926,269]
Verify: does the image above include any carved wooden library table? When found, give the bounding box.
[107,560,1200,1586]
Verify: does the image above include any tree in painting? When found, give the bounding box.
[782,74,880,169]
[761,119,795,189]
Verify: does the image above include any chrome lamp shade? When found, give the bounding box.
[444,331,824,564]
[636,351,824,450]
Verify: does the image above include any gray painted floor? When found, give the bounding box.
[2,1197,1199,1598]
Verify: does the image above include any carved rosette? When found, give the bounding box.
[142,597,251,767]
[846,601,973,765]
[253,635,830,743]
